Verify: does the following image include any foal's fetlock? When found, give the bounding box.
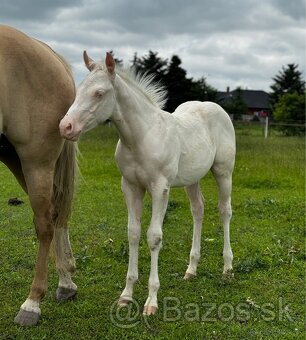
[184,271,196,280]
[143,305,158,316]
[222,268,234,281]
[118,296,133,307]
[143,297,158,316]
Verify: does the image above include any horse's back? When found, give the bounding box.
[173,101,235,148]
[0,25,74,144]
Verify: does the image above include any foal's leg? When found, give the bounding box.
[144,178,169,315]
[54,226,77,300]
[184,182,204,280]
[14,163,55,326]
[212,168,234,278]
[118,177,145,306]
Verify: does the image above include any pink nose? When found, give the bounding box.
[59,116,79,140]
[63,122,72,134]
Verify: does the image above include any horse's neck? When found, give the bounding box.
[111,76,160,146]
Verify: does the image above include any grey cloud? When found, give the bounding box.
[0,0,83,21]
[0,0,304,91]
[271,0,306,20]
[62,0,255,36]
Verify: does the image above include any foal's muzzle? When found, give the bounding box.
[59,116,82,141]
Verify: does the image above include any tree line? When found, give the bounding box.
[114,51,305,135]
[115,51,217,113]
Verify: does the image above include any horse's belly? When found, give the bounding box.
[171,151,214,187]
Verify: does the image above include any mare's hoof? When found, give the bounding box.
[143,305,157,315]
[184,272,196,280]
[14,309,40,326]
[56,287,77,301]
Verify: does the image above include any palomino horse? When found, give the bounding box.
[60,52,235,315]
[0,25,78,326]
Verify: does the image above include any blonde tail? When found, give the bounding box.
[53,140,79,228]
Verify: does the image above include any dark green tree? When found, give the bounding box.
[131,51,218,113]
[273,92,305,135]
[191,77,217,102]
[131,51,167,83]
[164,55,194,112]
[270,63,305,110]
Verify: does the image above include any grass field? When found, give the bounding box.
[0,125,305,339]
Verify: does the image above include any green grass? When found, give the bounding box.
[0,125,305,339]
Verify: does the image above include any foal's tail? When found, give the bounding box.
[53,140,79,228]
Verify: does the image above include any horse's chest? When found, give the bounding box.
[118,158,152,187]
[115,147,169,188]
[115,148,146,184]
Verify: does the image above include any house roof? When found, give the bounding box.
[217,89,270,109]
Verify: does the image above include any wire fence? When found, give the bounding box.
[233,117,305,138]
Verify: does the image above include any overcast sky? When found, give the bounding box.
[1,0,305,91]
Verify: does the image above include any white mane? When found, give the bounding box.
[120,68,168,109]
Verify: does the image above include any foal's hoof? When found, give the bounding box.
[117,297,132,308]
[14,309,40,326]
[143,305,157,316]
[184,272,196,280]
[56,287,77,301]
[222,269,234,281]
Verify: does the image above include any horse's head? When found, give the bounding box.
[59,51,116,141]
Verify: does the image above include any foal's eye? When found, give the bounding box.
[94,90,104,98]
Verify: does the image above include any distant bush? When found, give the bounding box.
[273,92,305,136]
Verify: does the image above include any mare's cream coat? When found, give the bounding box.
[0,25,78,326]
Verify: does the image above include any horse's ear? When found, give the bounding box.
[83,50,96,71]
[105,52,115,75]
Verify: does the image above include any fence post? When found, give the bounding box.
[264,116,269,138]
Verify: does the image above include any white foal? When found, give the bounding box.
[59,52,236,315]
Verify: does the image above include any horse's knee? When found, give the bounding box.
[34,215,54,242]
[218,202,232,219]
[147,230,162,251]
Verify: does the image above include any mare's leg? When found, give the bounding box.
[184,182,204,279]
[54,226,77,300]
[118,177,145,306]
[212,167,234,278]
[14,159,56,326]
[143,178,169,315]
